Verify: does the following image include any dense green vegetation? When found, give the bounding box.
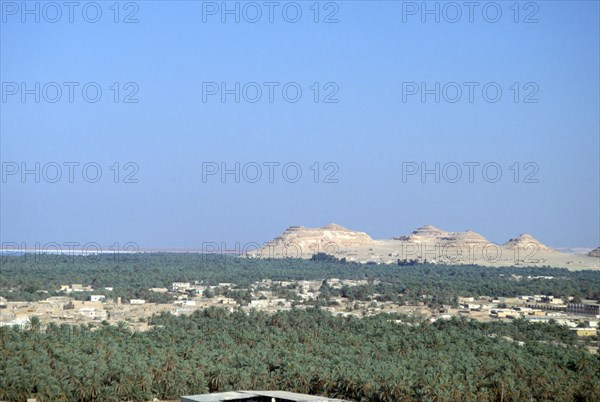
[1,254,600,304]
[2,255,600,401]
[1,308,599,402]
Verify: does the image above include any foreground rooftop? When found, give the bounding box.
[181,390,346,402]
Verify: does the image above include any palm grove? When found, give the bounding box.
[1,254,600,401]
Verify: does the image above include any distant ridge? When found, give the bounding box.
[248,224,599,270]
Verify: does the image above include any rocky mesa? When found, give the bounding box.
[394,225,491,247]
[252,223,376,258]
[248,223,599,270]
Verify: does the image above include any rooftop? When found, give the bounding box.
[181,390,346,402]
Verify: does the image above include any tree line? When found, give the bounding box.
[1,254,599,304]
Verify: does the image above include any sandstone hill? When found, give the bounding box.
[588,247,600,258]
[248,224,598,270]
[502,234,552,251]
[254,223,375,258]
[395,225,491,247]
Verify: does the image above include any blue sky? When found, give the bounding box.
[1,1,599,249]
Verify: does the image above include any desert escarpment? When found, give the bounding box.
[249,224,599,270]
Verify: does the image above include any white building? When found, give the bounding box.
[172,282,192,292]
[458,297,475,303]
[78,308,107,320]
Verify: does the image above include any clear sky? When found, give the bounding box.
[1,0,599,250]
